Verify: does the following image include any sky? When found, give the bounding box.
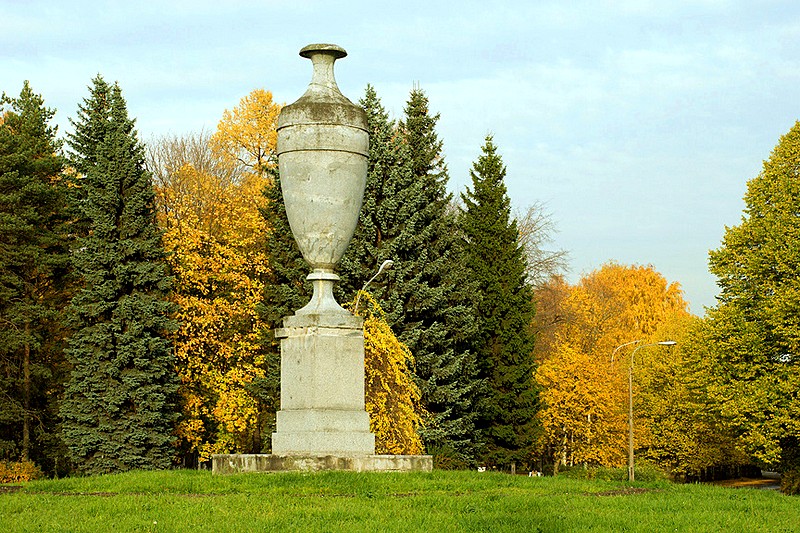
[3,0,799,314]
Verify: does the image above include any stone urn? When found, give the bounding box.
[276,43,368,315]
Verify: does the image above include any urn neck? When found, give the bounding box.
[299,44,347,95]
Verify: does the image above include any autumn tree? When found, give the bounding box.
[149,131,274,462]
[705,120,800,471]
[460,135,538,467]
[0,82,70,472]
[60,76,179,474]
[354,292,425,455]
[636,314,748,479]
[537,344,624,472]
[209,88,281,177]
[535,263,689,472]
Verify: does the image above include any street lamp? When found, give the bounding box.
[353,260,394,314]
[612,340,677,482]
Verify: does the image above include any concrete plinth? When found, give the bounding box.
[212,454,433,474]
[271,312,376,455]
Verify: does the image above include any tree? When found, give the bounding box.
[534,263,689,471]
[209,89,281,177]
[389,87,480,464]
[0,82,70,472]
[460,135,538,467]
[355,292,425,455]
[60,76,179,475]
[705,120,800,470]
[337,85,414,302]
[515,202,569,289]
[537,343,624,472]
[151,132,273,461]
[636,314,748,479]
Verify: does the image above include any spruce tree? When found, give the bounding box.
[0,82,70,471]
[706,120,800,471]
[392,88,480,465]
[337,85,414,303]
[461,135,538,468]
[60,76,179,474]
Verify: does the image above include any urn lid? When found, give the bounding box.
[277,43,367,131]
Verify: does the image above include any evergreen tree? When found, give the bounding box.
[0,82,71,472]
[60,76,179,474]
[706,121,800,471]
[460,135,538,467]
[337,85,414,303]
[393,88,480,465]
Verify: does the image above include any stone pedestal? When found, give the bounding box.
[212,454,433,474]
[271,312,375,455]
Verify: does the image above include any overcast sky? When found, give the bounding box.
[4,0,799,313]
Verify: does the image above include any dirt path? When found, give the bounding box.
[711,476,781,491]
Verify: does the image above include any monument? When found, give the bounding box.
[212,44,432,473]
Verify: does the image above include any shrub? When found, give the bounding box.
[781,469,800,496]
[0,460,43,483]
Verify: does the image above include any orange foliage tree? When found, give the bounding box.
[157,161,272,461]
[149,89,283,462]
[534,263,689,472]
[149,114,276,461]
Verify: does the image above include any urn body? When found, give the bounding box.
[276,44,368,273]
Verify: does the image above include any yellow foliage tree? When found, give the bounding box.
[155,159,272,462]
[534,263,689,471]
[537,343,626,472]
[209,88,281,177]
[354,292,426,455]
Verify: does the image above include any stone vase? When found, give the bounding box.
[276,43,368,315]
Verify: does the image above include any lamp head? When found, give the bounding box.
[377,260,394,275]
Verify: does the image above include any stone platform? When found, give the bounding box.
[212,454,433,474]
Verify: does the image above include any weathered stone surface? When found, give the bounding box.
[268,43,379,462]
[272,313,375,455]
[212,454,433,474]
[277,44,368,273]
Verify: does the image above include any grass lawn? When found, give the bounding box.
[1,469,796,532]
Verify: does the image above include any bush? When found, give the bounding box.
[0,460,43,483]
[781,469,800,496]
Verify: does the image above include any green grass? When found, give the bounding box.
[1,469,796,532]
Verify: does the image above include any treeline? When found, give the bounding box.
[2,76,799,488]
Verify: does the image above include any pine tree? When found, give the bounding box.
[706,121,800,471]
[0,82,70,472]
[460,135,538,467]
[393,88,480,465]
[60,76,179,474]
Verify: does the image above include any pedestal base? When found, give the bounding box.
[211,454,433,474]
[272,312,376,456]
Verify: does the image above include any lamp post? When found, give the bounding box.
[612,340,677,482]
[353,260,394,314]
